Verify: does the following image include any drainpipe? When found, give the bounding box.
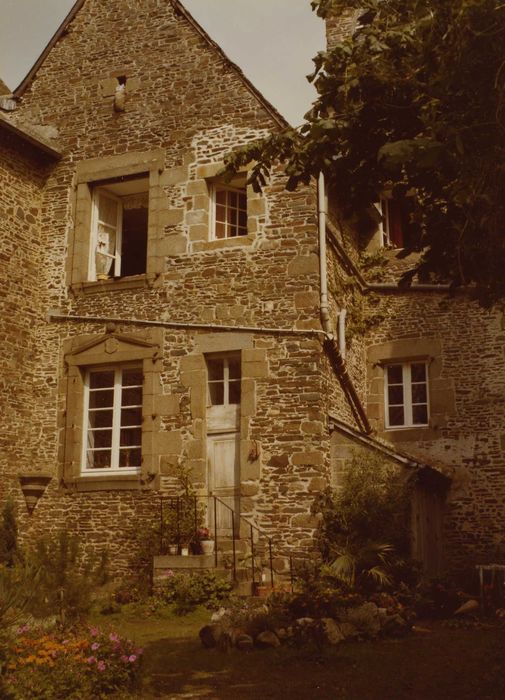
[318,172,332,337]
[338,308,347,360]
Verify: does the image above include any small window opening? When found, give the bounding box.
[206,354,241,406]
[117,76,127,86]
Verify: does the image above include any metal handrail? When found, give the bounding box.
[158,493,276,588]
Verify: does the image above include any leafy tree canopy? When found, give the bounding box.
[224,0,505,303]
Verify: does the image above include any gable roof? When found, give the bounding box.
[13,0,288,129]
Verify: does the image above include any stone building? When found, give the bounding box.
[0,0,503,579]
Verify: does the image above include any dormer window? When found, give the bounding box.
[89,174,148,281]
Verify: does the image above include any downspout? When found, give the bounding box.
[318,172,332,336]
[317,172,372,434]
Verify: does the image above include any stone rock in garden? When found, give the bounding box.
[295,617,315,627]
[275,627,288,640]
[211,607,228,622]
[337,622,359,640]
[454,599,479,616]
[236,634,254,651]
[381,614,409,638]
[346,603,381,637]
[229,627,248,646]
[321,618,345,645]
[255,630,281,648]
[199,624,224,648]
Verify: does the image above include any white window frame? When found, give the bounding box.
[384,361,429,429]
[209,183,248,241]
[89,188,123,281]
[378,197,392,247]
[207,354,241,407]
[81,364,142,475]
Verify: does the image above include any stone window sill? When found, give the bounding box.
[63,474,157,492]
[71,274,153,295]
[192,234,255,253]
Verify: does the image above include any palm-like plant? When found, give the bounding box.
[327,541,395,590]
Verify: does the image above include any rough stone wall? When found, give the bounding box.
[364,291,505,571]
[0,0,354,573]
[0,132,49,502]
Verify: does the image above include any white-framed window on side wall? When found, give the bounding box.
[81,365,143,474]
[89,175,149,281]
[384,361,429,429]
[209,183,247,240]
[207,354,241,406]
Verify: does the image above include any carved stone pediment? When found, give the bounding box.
[65,332,159,366]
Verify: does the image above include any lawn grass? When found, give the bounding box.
[91,605,505,699]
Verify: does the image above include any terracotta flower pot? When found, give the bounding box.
[201,539,215,555]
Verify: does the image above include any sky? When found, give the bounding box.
[0,0,325,125]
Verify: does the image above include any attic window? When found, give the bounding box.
[89,174,148,281]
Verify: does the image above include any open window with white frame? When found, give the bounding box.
[384,361,429,429]
[209,177,247,240]
[81,364,143,474]
[88,174,149,281]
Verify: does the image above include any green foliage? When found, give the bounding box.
[26,531,106,625]
[0,499,19,567]
[312,452,412,590]
[224,0,505,303]
[157,571,232,615]
[0,562,40,630]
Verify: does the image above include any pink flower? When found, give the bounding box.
[86,656,97,665]
[17,624,30,634]
[109,632,119,643]
[97,660,106,672]
[89,627,100,637]
[91,642,100,651]
[128,654,137,663]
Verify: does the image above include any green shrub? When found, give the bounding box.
[0,499,19,567]
[25,531,107,625]
[157,571,232,615]
[311,452,413,591]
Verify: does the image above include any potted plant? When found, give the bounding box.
[197,527,215,555]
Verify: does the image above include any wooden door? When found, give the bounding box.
[207,432,240,535]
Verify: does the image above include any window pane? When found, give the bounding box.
[229,380,241,404]
[387,385,403,405]
[411,363,427,382]
[121,207,148,278]
[89,430,112,449]
[120,427,142,447]
[412,405,428,425]
[215,189,226,205]
[387,365,403,384]
[88,409,113,429]
[228,358,241,380]
[238,193,247,210]
[119,448,141,468]
[207,359,224,381]
[388,406,405,426]
[89,390,114,409]
[89,370,114,389]
[216,204,226,222]
[238,210,247,229]
[122,368,142,387]
[121,407,142,426]
[229,191,237,208]
[122,387,142,406]
[87,450,111,469]
[209,382,224,405]
[412,384,427,403]
[98,194,119,226]
[215,221,225,239]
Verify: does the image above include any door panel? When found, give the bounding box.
[207,433,240,535]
